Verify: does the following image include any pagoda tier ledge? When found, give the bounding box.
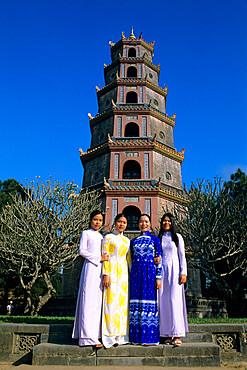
[97,78,167,97]
[89,106,175,127]
[97,78,146,95]
[81,180,188,204]
[119,56,160,72]
[104,186,188,203]
[80,137,184,163]
[111,37,154,54]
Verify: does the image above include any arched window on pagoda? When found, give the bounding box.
[123,160,141,179]
[125,122,139,137]
[128,48,136,57]
[126,91,138,104]
[127,66,137,78]
[123,205,141,231]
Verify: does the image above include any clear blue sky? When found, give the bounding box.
[1,0,246,189]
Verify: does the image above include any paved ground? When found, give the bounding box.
[0,363,247,370]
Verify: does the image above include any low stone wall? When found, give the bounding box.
[189,323,247,362]
[0,322,246,365]
[0,323,50,363]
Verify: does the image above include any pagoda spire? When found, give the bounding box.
[129,27,136,39]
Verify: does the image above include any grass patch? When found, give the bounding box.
[188,317,247,324]
[0,315,247,325]
[0,315,74,324]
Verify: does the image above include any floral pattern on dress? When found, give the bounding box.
[102,232,131,347]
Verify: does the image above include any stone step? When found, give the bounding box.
[32,342,220,367]
[182,332,212,343]
[46,324,215,345]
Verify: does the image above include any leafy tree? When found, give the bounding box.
[0,178,102,316]
[0,179,25,312]
[0,178,25,212]
[174,170,247,316]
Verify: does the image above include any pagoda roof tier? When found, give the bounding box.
[103,180,188,204]
[110,36,155,54]
[89,104,175,127]
[104,56,160,74]
[82,178,188,204]
[80,136,185,163]
[97,78,167,97]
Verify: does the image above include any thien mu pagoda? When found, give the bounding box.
[79,29,188,231]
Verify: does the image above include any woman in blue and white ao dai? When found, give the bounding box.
[129,230,162,345]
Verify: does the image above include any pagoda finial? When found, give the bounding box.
[107,133,113,143]
[129,27,136,39]
[104,177,110,188]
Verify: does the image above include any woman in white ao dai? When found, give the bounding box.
[72,211,108,347]
[158,213,188,346]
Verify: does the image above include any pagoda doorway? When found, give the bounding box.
[123,205,141,231]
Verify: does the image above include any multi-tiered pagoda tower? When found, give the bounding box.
[80,29,187,231]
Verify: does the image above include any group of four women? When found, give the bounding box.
[72,210,188,348]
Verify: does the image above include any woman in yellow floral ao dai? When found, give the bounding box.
[102,213,131,348]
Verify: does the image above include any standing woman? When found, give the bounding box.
[129,214,162,345]
[72,210,109,347]
[158,212,188,346]
[102,213,130,348]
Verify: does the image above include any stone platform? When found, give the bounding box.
[0,323,246,367]
[32,343,220,367]
[32,342,220,367]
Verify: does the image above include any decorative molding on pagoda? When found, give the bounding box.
[80,137,184,163]
[97,77,167,97]
[89,104,175,128]
[103,181,188,204]
[104,56,160,74]
[110,31,154,54]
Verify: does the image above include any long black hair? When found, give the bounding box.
[158,212,179,247]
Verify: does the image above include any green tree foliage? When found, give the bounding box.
[174,169,247,316]
[0,178,102,316]
[0,178,25,212]
[0,179,25,313]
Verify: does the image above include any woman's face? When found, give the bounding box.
[115,216,127,233]
[162,216,171,232]
[90,214,103,231]
[139,215,151,233]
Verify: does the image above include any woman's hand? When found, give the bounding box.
[179,274,187,285]
[101,252,109,262]
[103,275,111,288]
[154,256,161,265]
[155,279,162,289]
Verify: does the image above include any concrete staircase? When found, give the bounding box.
[32,325,221,367]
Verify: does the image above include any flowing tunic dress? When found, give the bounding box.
[72,228,103,346]
[158,232,188,338]
[102,232,130,348]
[129,231,162,345]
